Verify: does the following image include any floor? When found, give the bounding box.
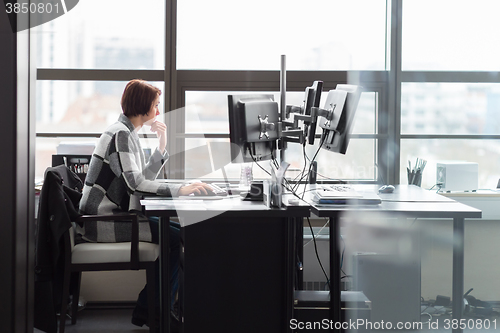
[32,307,500,333]
[33,308,150,333]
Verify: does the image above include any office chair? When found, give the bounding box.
[36,165,158,333]
[59,214,159,333]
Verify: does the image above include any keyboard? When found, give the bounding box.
[207,183,228,196]
[317,185,362,199]
[312,185,381,205]
[156,179,228,196]
[178,183,227,200]
[189,183,227,197]
[324,185,357,193]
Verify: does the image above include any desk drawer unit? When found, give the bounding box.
[179,215,293,333]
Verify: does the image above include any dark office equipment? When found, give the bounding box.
[52,154,91,183]
[228,94,279,163]
[294,290,371,333]
[240,180,264,201]
[172,205,310,333]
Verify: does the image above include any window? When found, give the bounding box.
[36,81,164,134]
[400,1,500,189]
[177,0,387,70]
[36,0,165,70]
[36,1,389,184]
[402,0,500,71]
[40,1,500,188]
[35,0,165,181]
[401,83,500,136]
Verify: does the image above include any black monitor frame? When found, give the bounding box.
[228,94,279,163]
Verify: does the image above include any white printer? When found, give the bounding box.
[436,161,478,192]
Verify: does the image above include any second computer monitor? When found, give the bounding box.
[304,81,323,145]
[319,84,362,154]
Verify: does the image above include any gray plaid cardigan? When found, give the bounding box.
[78,114,181,242]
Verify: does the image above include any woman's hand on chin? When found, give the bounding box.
[150,120,167,152]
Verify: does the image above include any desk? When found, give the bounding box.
[142,195,310,333]
[439,189,500,220]
[307,185,481,333]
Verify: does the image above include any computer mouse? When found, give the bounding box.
[378,185,395,193]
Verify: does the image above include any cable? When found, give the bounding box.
[313,171,345,183]
[429,183,443,193]
[306,216,330,291]
[292,131,327,193]
[300,131,327,200]
[250,153,301,200]
[291,144,310,193]
[303,218,329,247]
[340,234,347,277]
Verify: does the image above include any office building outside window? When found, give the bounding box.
[400,0,500,189]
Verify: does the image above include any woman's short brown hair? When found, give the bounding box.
[121,79,162,117]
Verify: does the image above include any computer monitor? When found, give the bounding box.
[228,94,280,163]
[303,81,323,145]
[318,84,362,154]
[282,81,323,145]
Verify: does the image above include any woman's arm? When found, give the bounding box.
[149,120,167,153]
[111,130,179,196]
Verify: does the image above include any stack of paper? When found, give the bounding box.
[312,186,381,205]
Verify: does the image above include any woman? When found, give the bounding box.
[78,79,211,327]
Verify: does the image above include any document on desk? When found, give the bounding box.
[312,186,381,205]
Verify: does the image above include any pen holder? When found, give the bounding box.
[263,180,283,208]
[407,169,422,187]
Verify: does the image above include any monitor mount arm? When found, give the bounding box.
[285,105,303,119]
[258,115,276,140]
[311,106,335,128]
[277,103,336,146]
[272,122,304,145]
[283,104,334,127]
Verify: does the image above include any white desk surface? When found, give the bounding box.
[306,184,481,219]
[439,189,500,220]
